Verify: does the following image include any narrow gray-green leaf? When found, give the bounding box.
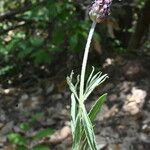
[88,93,107,122]
[72,114,82,150]
[70,94,77,138]
[82,106,97,150]
[84,75,108,100]
[66,77,79,100]
[86,66,95,88]
[88,71,102,87]
[71,94,77,125]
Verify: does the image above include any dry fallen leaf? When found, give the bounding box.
[39,126,71,145]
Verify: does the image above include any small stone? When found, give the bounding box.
[13,126,21,133]
[0,113,6,121]
[20,94,29,101]
[46,84,54,94]
[123,87,147,115]
[0,121,14,135]
[51,94,62,100]
[123,61,146,80]
[0,136,6,143]
[124,103,139,115]
[4,144,16,150]
[108,94,117,101]
[97,143,107,150]
[44,118,55,126]
[139,133,150,143]
[96,136,107,150]
[4,89,10,94]
[49,126,71,144]
[0,123,4,129]
[109,144,121,150]
[142,124,150,133]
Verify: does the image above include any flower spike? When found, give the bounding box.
[89,0,113,23]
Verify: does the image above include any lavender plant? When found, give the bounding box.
[67,1,113,149]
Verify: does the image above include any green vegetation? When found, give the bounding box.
[7,121,54,149]
[0,0,148,77]
[0,0,149,149]
[0,0,90,77]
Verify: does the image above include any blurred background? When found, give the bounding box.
[0,0,150,150]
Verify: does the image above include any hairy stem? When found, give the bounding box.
[79,21,96,100]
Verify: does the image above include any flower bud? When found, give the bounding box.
[89,0,112,23]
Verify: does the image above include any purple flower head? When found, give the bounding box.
[89,0,113,23]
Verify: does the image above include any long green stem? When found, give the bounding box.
[79,21,96,100]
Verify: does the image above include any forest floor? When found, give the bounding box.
[0,54,150,150]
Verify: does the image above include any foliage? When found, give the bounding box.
[33,128,54,139]
[67,68,108,150]
[0,65,13,76]
[7,121,54,150]
[0,0,89,72]
[0,0,148,77]
[7,133,27,146]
